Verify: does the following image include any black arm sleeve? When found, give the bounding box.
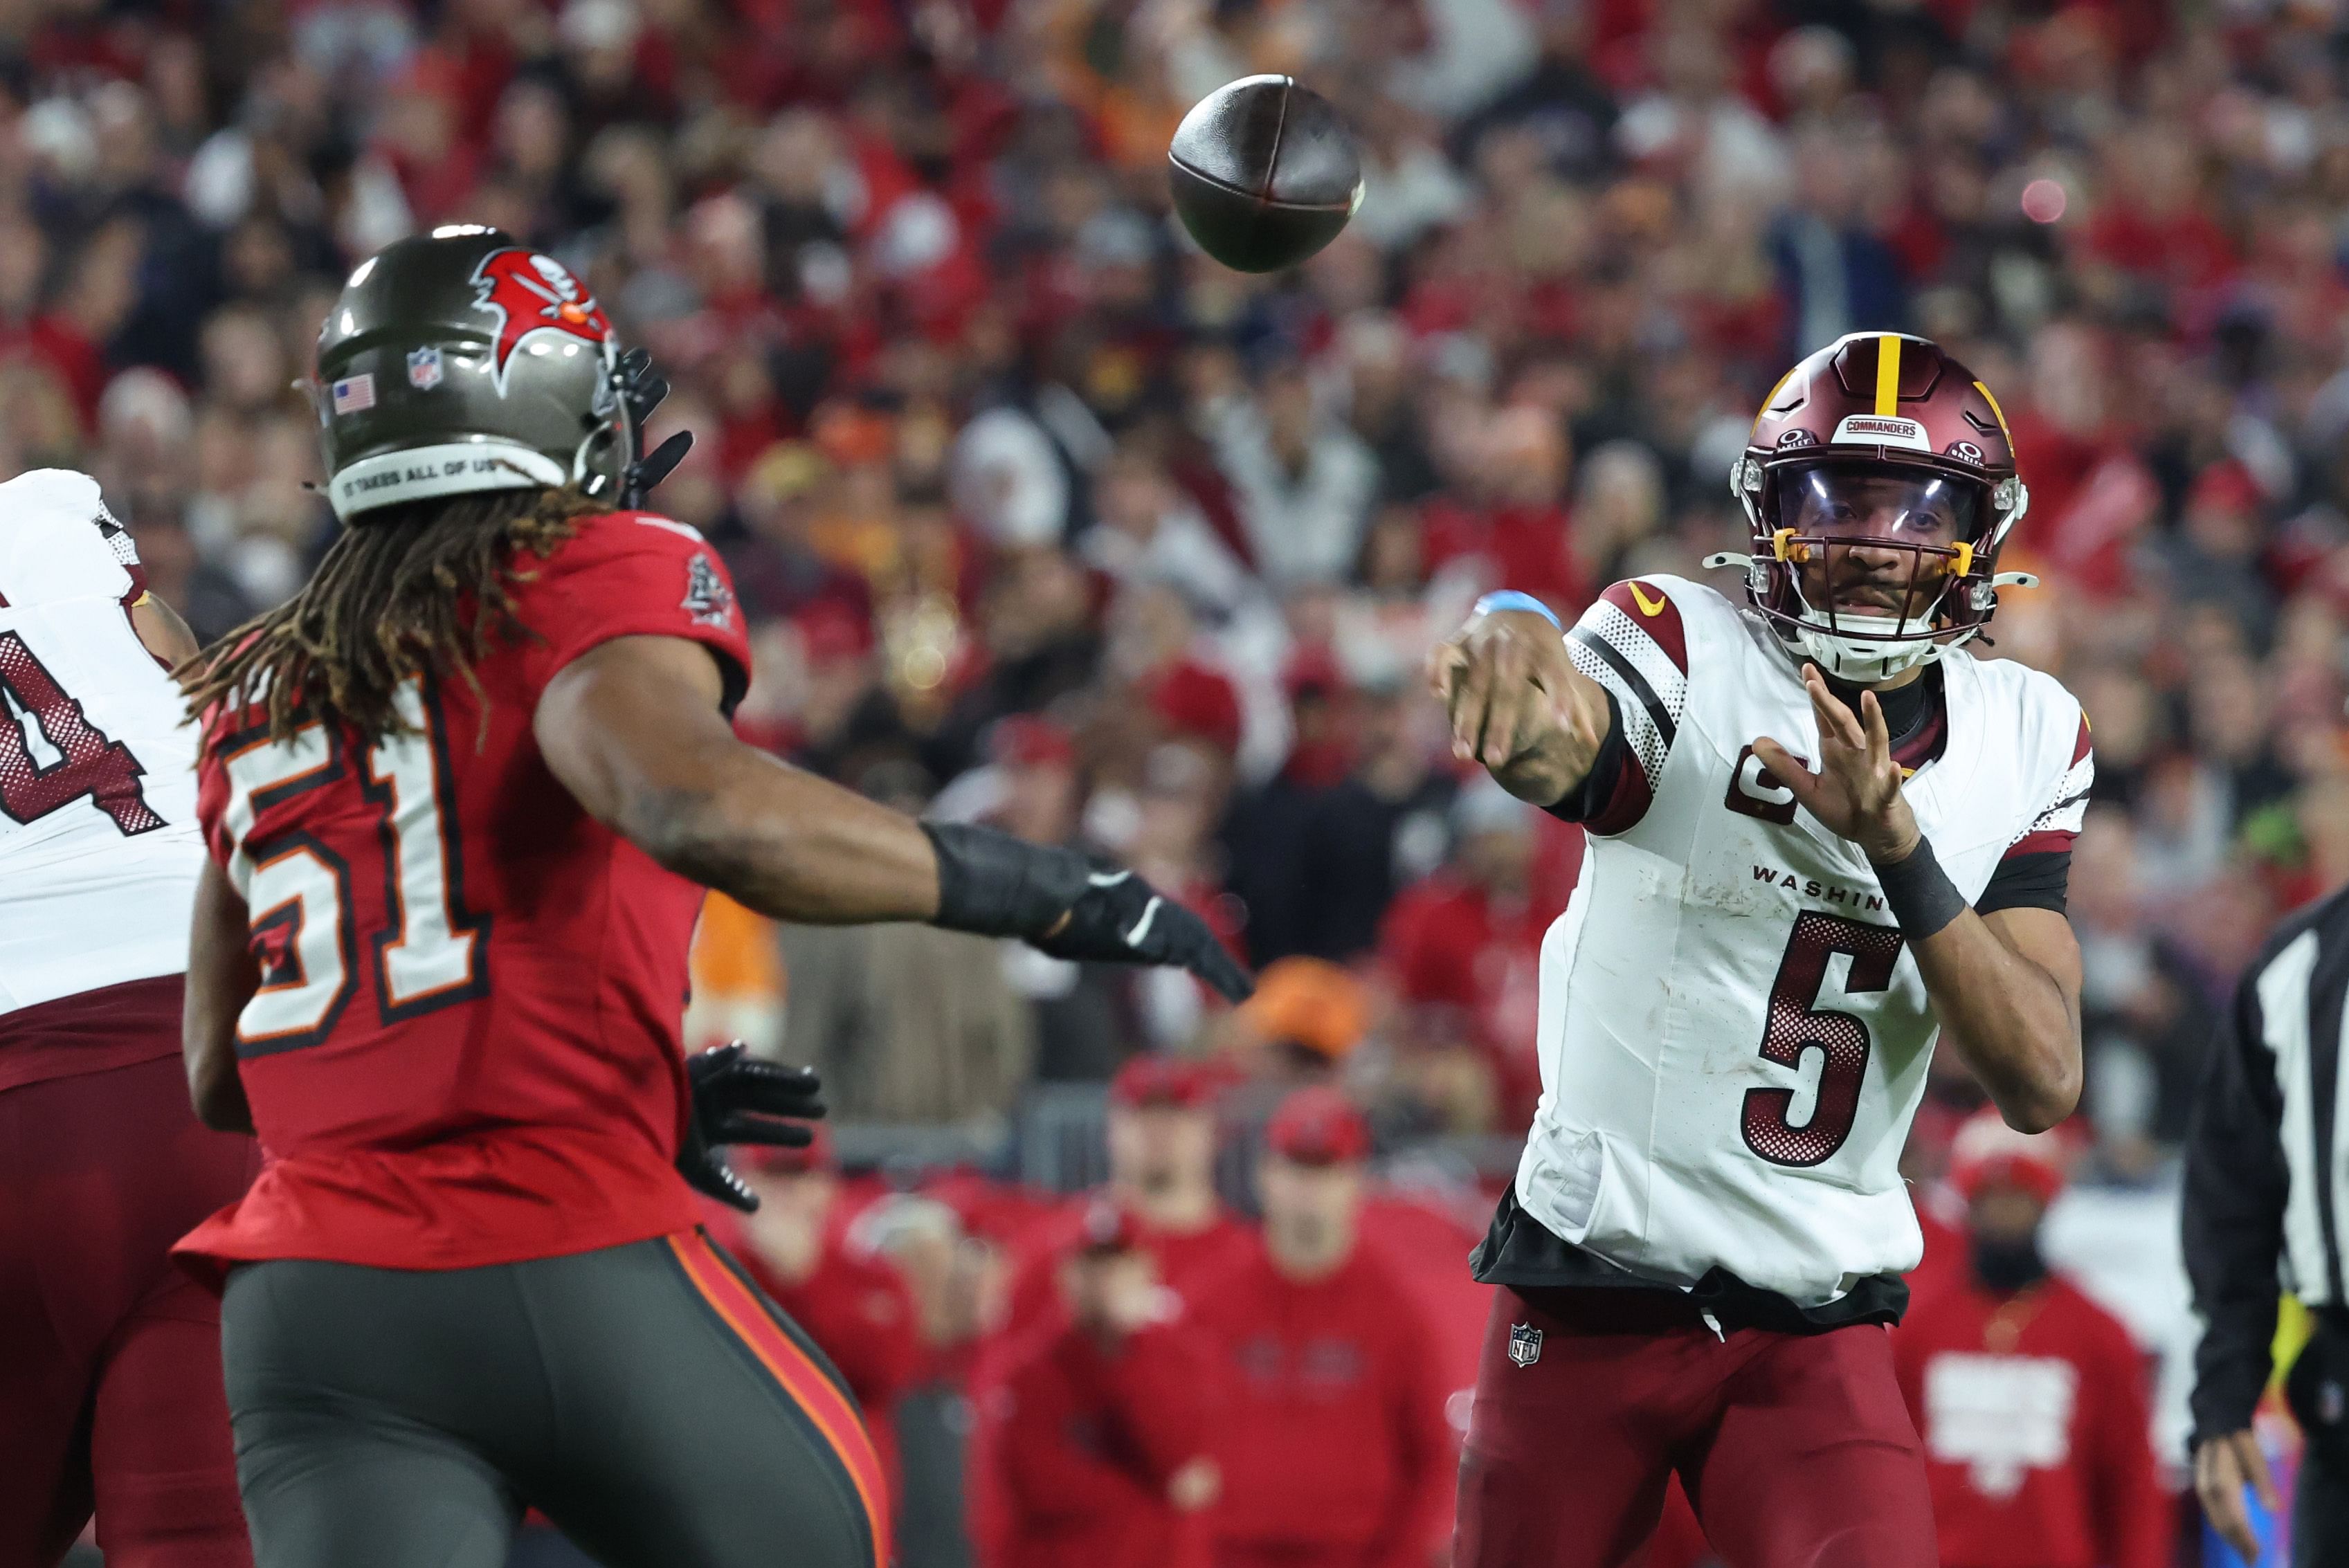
[1976,850,2071,917]
[2185,960,2290,1443]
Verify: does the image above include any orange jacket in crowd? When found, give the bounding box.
[1892,1273,2172,1568]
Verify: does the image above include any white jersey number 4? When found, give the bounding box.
[221,678,486,1050]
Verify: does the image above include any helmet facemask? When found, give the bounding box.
[1723,455,2031,683]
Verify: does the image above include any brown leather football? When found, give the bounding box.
[1168,76,1362,274]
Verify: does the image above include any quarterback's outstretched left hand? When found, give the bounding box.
[1753,664,1921,864]
[675,1043,824,1212]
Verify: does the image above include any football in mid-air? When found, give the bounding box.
[1168,75,1363,274]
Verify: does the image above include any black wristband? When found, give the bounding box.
[922,821,1090,940]
[1870,834,1966,939]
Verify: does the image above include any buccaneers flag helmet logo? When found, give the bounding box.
[468,248,613,393]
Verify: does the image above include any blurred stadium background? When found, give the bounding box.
[7,0,2338,1557]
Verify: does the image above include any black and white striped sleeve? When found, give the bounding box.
[1554,580,1691,836]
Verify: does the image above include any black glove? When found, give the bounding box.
[923,822,1253,1002]
[675,1043,826,1213]
[613,347,695,509]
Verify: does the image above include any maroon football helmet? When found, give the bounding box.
[1709,333,2034,682]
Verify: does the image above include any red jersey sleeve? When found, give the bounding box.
[511,511,752,713]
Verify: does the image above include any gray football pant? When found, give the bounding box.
[219,1230,887,1568]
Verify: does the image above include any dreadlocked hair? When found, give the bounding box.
[181,485,612,745]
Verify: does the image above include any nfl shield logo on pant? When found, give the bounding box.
[1508,1322,1543,1368]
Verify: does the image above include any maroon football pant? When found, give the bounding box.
[0,1043,259,1568]
[1453,1286,1935,1568]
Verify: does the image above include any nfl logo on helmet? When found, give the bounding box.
[408,346,444,391]
[1508,1322,1543,1368]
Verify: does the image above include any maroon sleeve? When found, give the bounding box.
[1543,689,1644,833]
[514,511,753,713]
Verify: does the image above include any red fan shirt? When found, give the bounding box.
[175,510,752,1282]
[1892,1273,2171,1568]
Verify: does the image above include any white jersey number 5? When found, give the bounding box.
[1740,912,1906,1167]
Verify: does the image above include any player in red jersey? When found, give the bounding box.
[0,468,257,1568]
[172,228,1248,1568]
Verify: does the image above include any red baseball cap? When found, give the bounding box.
[1948,1109,2069,1208]
[1265,1086,1371,1166]
[1150,661,1244,756]
[1109,1054,1215,1111]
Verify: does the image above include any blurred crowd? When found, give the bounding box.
[13,0,2349,1173]
[10,0,2349,1554]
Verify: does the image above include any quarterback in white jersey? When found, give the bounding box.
[0,468,255,1568]
[0,468,203,1021]
[1443,335,2088,1568]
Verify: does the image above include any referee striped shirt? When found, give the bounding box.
[2185,882,2349,1442]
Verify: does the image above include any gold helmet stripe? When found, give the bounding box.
[1973,379,2011,440]
[1874,334,1902,417]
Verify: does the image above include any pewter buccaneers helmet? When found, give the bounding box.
[311,226,631,522]
[1707,332,2038,683]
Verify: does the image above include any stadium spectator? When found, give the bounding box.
[1225,956,1372,1086]
[959,1054,1249,1566]
[1892,1113,2171,1568]
[1285,669,1459,963]
[1004,1055,1255,1326]
[1190,1088,1454,1568]
[987,1203,1225,1568]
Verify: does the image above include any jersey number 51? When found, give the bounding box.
[218,678,488,1054]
